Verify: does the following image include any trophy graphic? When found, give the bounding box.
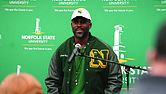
[35,18,41,34]
[113,25,126,60]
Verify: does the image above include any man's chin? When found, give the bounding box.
[76,35,83,38]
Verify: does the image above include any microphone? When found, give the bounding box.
[68,43,81,63]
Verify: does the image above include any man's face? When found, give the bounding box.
[71,17,92,38]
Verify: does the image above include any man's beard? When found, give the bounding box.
[73,27,89,39]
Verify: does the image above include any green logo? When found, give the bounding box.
[78,10,82,13]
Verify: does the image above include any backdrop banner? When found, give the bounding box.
[0,0,166,93]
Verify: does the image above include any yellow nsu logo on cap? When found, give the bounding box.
[78,10,82,13]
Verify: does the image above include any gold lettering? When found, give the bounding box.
[89,49,109,68]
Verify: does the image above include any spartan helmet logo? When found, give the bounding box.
[78,10,82,13]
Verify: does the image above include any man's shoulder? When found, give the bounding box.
[57,36,74,49]
[92,36,112,49]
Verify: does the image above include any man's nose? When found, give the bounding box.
[77,22,82,27]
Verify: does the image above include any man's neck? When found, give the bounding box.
[74,33,89,48]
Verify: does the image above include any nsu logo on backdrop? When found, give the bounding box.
[113,25,134,63]
[21,18,55,43]
[33,18,44,35]
[21,18,56,51]
[113,25,149,84]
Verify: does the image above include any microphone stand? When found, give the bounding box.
[76,52,148,94]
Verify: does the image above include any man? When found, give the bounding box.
[130,22,166,94]
[45,8,122,94]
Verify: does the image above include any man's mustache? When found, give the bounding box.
[75,27,85,31]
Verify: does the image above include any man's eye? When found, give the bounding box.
[81,22,86,24]
[74,21,78,24]
[81,20,86,24]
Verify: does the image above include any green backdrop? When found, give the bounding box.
[0,0,166,93]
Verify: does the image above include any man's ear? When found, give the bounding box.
[89,23,92,29]
[146,48,157,64]
[71,22,73,29]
